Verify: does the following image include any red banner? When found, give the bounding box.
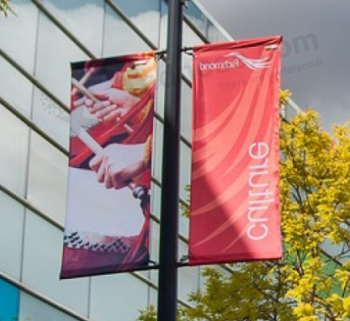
[61,53,156,278]
[189,37,282,265]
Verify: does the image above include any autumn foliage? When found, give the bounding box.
[139,96,350,321]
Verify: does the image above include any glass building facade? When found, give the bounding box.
[0,1,303,320]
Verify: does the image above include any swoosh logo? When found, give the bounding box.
[224,52,271,70]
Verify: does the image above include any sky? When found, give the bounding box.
[198,0,350,132]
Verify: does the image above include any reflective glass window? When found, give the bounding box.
[150,182,161,219]
[178,237,188,263]
[152,87,191,190]
[148,287,158,309]
[32,87,70,149]
[183,19,204,47]
[90,274,148,321]
[150,220,160,284]
[179,141,191,203]
[34,12,89,104]
[0,277,19,321]
[160,10,203,79]
[0,192,25,279]
[150,213,159,262]
[0,0,38,73]
[178,265,200,302]
[158,1,168,49]
[22,209,89,315]
[0,105,29,196]
[184,1,207,36]
[207,20,229,43]
[19,291,79,321]
[40,0,105,56]
[137,268,152,283]
[155,59,166,118]
[178,239,201,302]
[103,5,151,58]
[179,204,189,238]
[180,81,192,142]
[27,132,68,224]
[0,56,33,117]
[182,22,204,80]
[151,119,163,183]
[198,266,207,290]
[181,50,193,85]
[184,1,230,43]
[111,0,161,46]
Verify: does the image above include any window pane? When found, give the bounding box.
[155,59,166,118]
[103,5,151,57]
[180,81,192,142]
[0,0,38,73]
[181,51,192,81]
[148,287,158,308]
[27,131,68,224]
[182,22,204,80]
[159,1,168,49]
[198,266,207,290]
[111,0,161,46]
[178,265,200,303]
[150,182,161,220]
[184,1,230,43]
[179,141,191,203]
[178,239,200,303]
[0,192,25,279]
[151,119,163,183]
[0,105,29,196]
[22,209,89,315]
[0,277,20,320]
[178,234,188,259]
[34,12,89,104]
[0,56,33,117]
[40,0,105,56]
[207,20,229,43]
[179,205,189,238]
[19,291,79,321]
[150,220,160,284]
[32,87,70,148]
[90,274,148,321]
[184,1,207,36]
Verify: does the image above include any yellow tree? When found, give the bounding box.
[0,0,13,16]
[139,101,350,321]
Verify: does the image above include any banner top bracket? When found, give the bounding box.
[155,46,193,58]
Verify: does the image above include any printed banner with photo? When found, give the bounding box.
[189,36,283,265]
[60,53,156,278]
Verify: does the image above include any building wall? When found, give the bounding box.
[0,0,233,320]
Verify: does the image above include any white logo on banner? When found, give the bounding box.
[224,52,271,70]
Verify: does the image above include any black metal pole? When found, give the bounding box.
[157,0,183,321]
